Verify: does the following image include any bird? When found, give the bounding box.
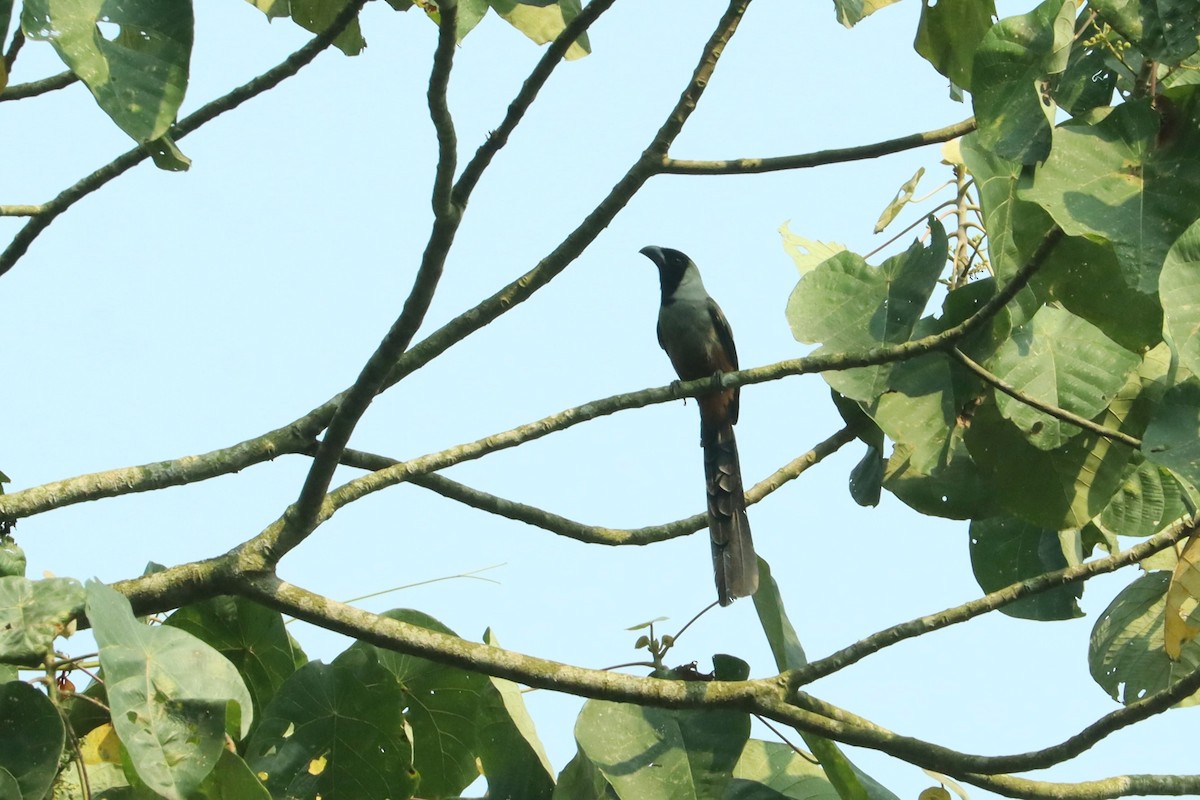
[639,245,758,606]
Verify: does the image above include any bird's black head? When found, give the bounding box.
[639,245,693,301]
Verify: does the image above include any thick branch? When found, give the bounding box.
[661,117,977,175]
[0,419,323,521]
[960,771,1200,800]
[951,347,1143,449]
[0,0,369,278]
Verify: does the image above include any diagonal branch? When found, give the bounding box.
[789,514,1196,688]
[334,424,854,545]
[378,0,754,393]
[0,0,369,278]
[660,117,977,175]
[951,347,1143,448]
[451,0,619,207]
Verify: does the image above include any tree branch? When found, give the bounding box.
[0,0,369,278]
[0,70,77,101]
[960,771,1200,800]
[0,419,324,521]
[951,347,1143,448]
[263,2,462,564]
[377,0,753,393]
[333,424,855,545]
[790,514,1196,688]
[451,0,619,207]
[660,117,977,175]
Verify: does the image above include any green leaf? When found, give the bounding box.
[0,536,25,579]
[1143,379,1200,486]
[477,630,555,800]
[1055,18,1118,116]
[1022,89,1200,293]
[0,576,83,666]
[553,750,613,800]
[1031,236,1162,353]
[87,581,253,800]
[145,134,191,172]
[1090,0,1200,64]
[969,517,1082,620]
[779,222,846,278]
[246,650,420,800]
[960,134,1056,280]
[190,749,271,800]
[914,0,997,90]
[869,355,964,472]
[489,0,590,60]
[787,222,947,401]
[729,739,899,800]
[347,610,487,798]
[965,381,1143,529]
[164,595,301,731]
[753,560,884,800]
[831,392,886,507]
[1090,571,1200,705]
[849,445,884,507]
[1161,214,1200,376]
[984,305,1141,449]
[269,0,365,55]
[833,0,901,27]
[971,0,1075,163]
[884,434,1000,520]
[22,0,193,143]
[0,680,65,800]
[1101,458,1190,537]
[422,0,490,42]
[573,689,750,799]
[753,558,808,670]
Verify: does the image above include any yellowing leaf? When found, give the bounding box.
[778,221,846,277]
[874,167,925,233]
[81,723,123,765]
[1165,531,1200,659]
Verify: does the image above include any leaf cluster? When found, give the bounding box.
[787,0,1200,718]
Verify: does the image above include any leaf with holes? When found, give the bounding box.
[87,581,252,800]
[22,0,192,144]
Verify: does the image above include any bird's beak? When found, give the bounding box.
[639,245,665,268]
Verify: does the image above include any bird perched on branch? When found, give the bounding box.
[640,245,757,606]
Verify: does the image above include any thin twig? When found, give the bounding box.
[0,70,77,101]
[332,425,854,546]
[0,0,369,278]
[660,117,976,175]
[452,0,619,207]
[789,515,1197,688]
[951,348,1143,448]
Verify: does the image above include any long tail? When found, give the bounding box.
[703,423,758,605]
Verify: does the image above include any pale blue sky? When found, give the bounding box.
[4,1,1193,797]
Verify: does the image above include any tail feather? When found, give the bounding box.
[703,423,758,605]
